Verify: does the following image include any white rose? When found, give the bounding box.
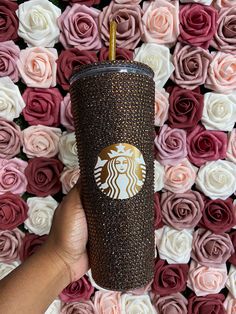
[0,76,25,121]
[60,166,80,194]
[154,160,165,192]
[134,43,174,89]
[58,132,78,168]
[24,196,58,236]
[196,160,236,200]
[202,92,236,131]
[121,294,156,314]
[155,226,193,264]
[180,0,212,4]
[0,261,20,280]
[16,0,61,47]
[45,299,61,314]
[226,265,236,298]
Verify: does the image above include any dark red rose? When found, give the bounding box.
[57,49,98,91]
[167,86,203,131]
[152,259,188,296]
[154,193,163,229]
[63,0,100,6]
[25,157,63,197]
[0,193,28,231]
[19,233,47,262]
[0,0,19,42]
[98,47,133,62]
[59,275,94,302]
[229,230,236,266]
[187,124,227,167]
[188,294,226,314]
[179,4,218,49]
[199,198,236,234]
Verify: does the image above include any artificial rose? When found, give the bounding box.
[57,49,98,91]
[154,88,169,127]
[134,43,174,88]
[188,294,226,314]
[19,233,47,261]
[212,7,236,53]
[0,119,22,159]
[58,4,101,50]
[224,294,236,314]
[229,231,236,266]
[215,0,236,8]
[0,41,20,82]
[227,130,236,163]
[191,228,234,267]
[0,1,18,42]
[22,125,61,158]
[16,0,61,47]
[152,259,188,296]
[179,4,218,49]
[63,0,100,6]
[180,0,212,4]
[155,125,187,166]
[98,47,133,61]
[205,51,236,93]
[164,159,197,194]
[45,299,61,314]
[58,132,78,168]
[17,47,57,88]
[0,158,28,195]
[142,0,179,47]
[161,191,204,230]
[0,261,19,280]
[171,43,212,90]
[120,294,156,314]
[202,92,236,131]
[60,167,80,194]
[187,261,227,296]
[61,301,96,314]
[24,196,58,236]
[60,93,75,132]
[99,2,143,50]
[59,275,94,303]
[155,226,193,264]
[0,228,24,263]
[115,0,141,3]
[154,193,163,229]
[0,76,25,121]
[154,160,164,192]
[196,160,236,200]
[226,266,236,298]
[22,88,62,127]
[167,86,203,130]
[187,125,227,167]
[151,292,188,314]
[93,291,121,313]
[0,193,28,230]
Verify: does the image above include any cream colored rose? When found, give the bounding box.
[24,196,58,236]
[134,43,174,88]
[224,294,236,314]
[154,88,169,127]
[155,226,193,264]
[226,266,236,298]
[17,0,61,47]
[0,261,20,280]
[58,132,78,168]
[45,299,61,314]
[154,160,165,192]
[180,0,212,4]
[202,92,236,131]
[196,160,236,200]
[60,166,80,194]
[121,294,156,314]
[0,76,25,121]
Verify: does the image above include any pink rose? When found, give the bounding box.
[115,0,141,3]
[0,228,24,263]
[164,159,197,193]
[205,51,236,93]
[155,125,187,166]
[17,47,57,88]
[154,89,169,127]
[0,158,27,195]
[142,0,179,47]
[58,4,102,50]
[60,93,75,132]
[99,2,143,50]
[227,129,236,163]
[94,291,121,314]
[98,47,133,61]
[171,42,212,90]
[0,41,20,82]
[224,294,236,314]
[0,119,22,159]
[22,126,61,159]
[61,301,96,314]
[62,0,100,6]
[215,0,236,9]
[60,166,80,194]
[151,293,188,314]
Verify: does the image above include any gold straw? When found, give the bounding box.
[109,21,117,61]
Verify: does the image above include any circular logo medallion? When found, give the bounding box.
[94,143,146,200]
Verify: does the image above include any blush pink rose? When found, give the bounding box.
[227,129,236,163]
[224,294,236,314]
[60,93,75,132]
[154,89,169,127]
[93,291,121,314]
[0,41,20,82]
[0,119,22,159]
[58,4,102,50]
[0,228,24,263]
[205,51,236,93]
[0,158,27,195]
[98,47,133,61]
[17,47,57,88]
[215,0,236,8]
[60,167,80,194]
[61,300,96,314]
[151,293,188,314]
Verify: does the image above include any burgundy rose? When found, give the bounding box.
[154,193,163,229]
[0,40,20,82]
[167,86,204,131]
[57,49,98,91]
[63,0,100,6]
[0,193,28,231]
[229,231,236,266]
[98,47,133,61]
[199,198,236,234]
[179,4,218,49]
[25,157,63,197]
[0,228,24,263]
[0,119,22,159]
[187,125,227,167]
[22,88,62,127]
[188,294,226,314]
[152,259,188,296]
[0,0,19,42]
[59,275,94,303]
[19,233,47,262]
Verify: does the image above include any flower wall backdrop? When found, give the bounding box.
[0,0,236,313]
